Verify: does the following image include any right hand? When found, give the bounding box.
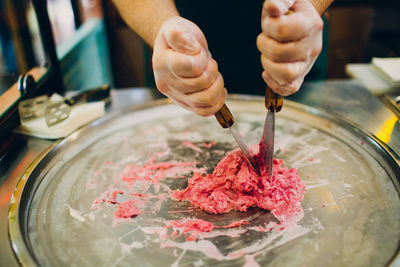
[152,16,227,117]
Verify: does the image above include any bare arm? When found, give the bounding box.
[309,0,334,15]
[112,1,226,116]
[112,0,179,47]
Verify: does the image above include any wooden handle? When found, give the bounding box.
[265,86,283,112]
[215,103,234,128]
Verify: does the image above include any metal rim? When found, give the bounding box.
[7,95,400,266]
[7,98,171,267]
[8,141,59,267]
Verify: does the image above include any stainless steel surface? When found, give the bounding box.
[0,136,54,267]
[228,123,256,170]
[1,81,400,266]
[262,111,274,177]
[214,103,256,171]
[8,96,400,266]
[289,80,400,158]
[0,88,163,267]
[381,93,400,118]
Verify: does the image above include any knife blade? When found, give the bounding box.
[263,86,283,177]
[215,104,257,171]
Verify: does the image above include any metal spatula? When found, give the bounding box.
[215,103,257,171]
[262,86,283,177]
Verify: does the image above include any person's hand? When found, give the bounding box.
[152,16,227,116]
[257,0,323,96]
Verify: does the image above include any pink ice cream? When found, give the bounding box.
[173,140,305,223]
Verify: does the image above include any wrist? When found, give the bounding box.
[309,0,333,15]
[151,15,181,47]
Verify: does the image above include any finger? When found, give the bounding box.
[262,71,303,96]
[158,73,226,116]
[161,48,208,78]
[168,95,193,111]
[262,1,323,42]
[163,24,200,55]
[191,87,227,117]
[186,73,225,108]
[262,15,321,42]
[176,58,219,94]
[257,32,322,62]
[162,17,208,55]
[262,0,295,18]
[182,19,209,52]
[261,54,308,84]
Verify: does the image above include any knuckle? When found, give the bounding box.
[260,55,268,69]
[190,63,203,76]
[284,65,300,82]
[156,81,169,94]
[222,87,228,100]
[273,45,286,61]
[287,82,301,95]
[209,58,219,71]
[173,55,203,76]
[256,34,264,51]
[315,17,324,32]
[196,109,211,117]
[152,53,162,70]
[311,44,322,58]
[183,59,202,76]
[215,73,224,88]
[276,23,288,40]
[190,54,208,76]
[190,77,209,91]
[205,61,219,83]
[202,72,215,88]
[197,93,213,106]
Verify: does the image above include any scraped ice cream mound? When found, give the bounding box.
[173,141,305,223]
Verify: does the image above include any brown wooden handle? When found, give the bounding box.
[265,86,283,112]
[215,103,234,128]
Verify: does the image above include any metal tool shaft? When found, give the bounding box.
[215,104,256,171]
[229,124,257,170]
[263,86,283,177]
[263,111,275,177]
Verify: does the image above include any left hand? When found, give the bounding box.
[257,0,323,96]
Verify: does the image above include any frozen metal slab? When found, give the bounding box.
[8,97,400,267]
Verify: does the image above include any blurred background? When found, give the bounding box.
[0,0,399,97]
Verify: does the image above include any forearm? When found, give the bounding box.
[309,0,334,15]
[113,0,179,47]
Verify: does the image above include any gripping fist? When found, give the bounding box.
[257,0,323,96]
[152,16,227,116]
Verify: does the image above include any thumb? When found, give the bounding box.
[263,0,295,18]
[162,17,202,55]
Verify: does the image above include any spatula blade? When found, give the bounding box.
[262,111,275,177]
[229,123,257,171]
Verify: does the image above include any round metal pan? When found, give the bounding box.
[8,96,400,266]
